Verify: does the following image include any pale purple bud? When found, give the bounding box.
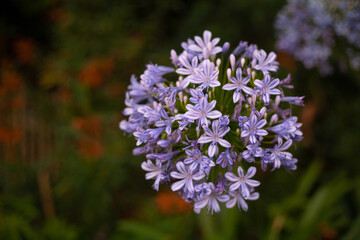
[133,146,147,155]
[216,58,221,68]
[247,67,251,76]
[227,68,232,79]
[178,91,183,102]
[251,71,256,80]
[183,95,188,105]
[230,54,236,70]
[171,49,179,66]
[241,58,245,67]
[275,95,281,107]
[222,42,230,55]
[259,107,266,118]
[270,114,279,125]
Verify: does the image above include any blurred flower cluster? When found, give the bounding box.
[275,0,360,74]
[120,30,304,214]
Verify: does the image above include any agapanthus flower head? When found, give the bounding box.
[275,0,360,74]
[120,30,304,214]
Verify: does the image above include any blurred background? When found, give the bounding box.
[0,0,359,239]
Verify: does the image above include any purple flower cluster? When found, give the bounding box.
[120,30,304,214]
[275,0,360,74]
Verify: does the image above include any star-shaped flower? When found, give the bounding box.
[254,74,281,105]
[170,162,205,193]
[222,68,255,103]
[198,120,231,157]
[190,59,220,90]
[225,166,260,199]
[240,112,268,144]
[188,30,223,59]
[184,98,222,127]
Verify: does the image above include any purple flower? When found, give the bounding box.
[153,87,181,108]
[190,59,220,90]
[267,116,303,141]
[175,114,194,130]
[133,127,164,146]
[140,64,174,88]
[189,89,207,105]
[198,120,231,157]
[218,115,230,128]
[176,55,200,88]
[170,49,180,67]
[155,117,175,135]
[254,74,281,105]
[225,166,260,199]
[141,160,166,191]
[146,151,179,163]
[252,49,279,74]
[240,112,268,144]
[138,102,168,124]
[238,116,249,128]
[184,98,222,127]
[170,162,205,193]
[280,96,305,106]
[188,30,222,59]
[226,190,259,211]
[267,138,293,169]
[216,149,234,168]
[223,68,255,103]
[184,149,215,174]
[282,158,298,171]
[233,41,258,58]
[194,182,229,214]
[195,183,212,200]
[242,143,264,163]
[127,75,152,103]
[121,30,304,214]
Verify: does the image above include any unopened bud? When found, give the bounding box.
[230,54,236,70]
[251,71,256,79]
[270,114,279,125]
[227,68,232,79]
[259,107,266,117]
[222,42,230,55]
[241,58,245,67]
[178,92,183,102]
[216,58,221,68]
[275,95,281,107]
[247,67,251,75]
